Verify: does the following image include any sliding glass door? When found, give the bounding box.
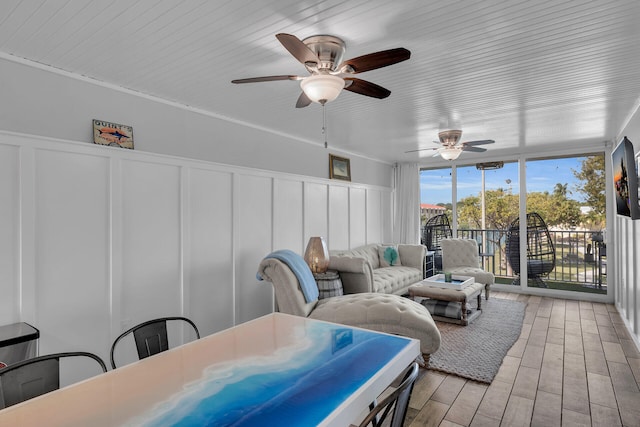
[420,153,606,295]
[524,155,606,294]
[455,162,519,283]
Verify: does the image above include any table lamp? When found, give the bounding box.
[304,236,330,274]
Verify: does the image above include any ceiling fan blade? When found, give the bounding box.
[296,92,312,108]
[276,33,320,66]
[463,146,488,153]
[404,147,438,153]
[339,48,410,74]
[463,139,495,146]
[231,75,301,84]
[344,78,391,99]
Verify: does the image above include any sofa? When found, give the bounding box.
[328,244,425,295]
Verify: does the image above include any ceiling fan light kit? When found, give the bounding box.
[300,74,345,104]
[439,147,463,160]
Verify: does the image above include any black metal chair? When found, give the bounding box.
[356,362,419,427]
[423,214,452,271]
[110,316,200,369]
[506,212,556,287]
[0,352,107,409]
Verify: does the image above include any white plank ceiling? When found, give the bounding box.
[1,0,640,164]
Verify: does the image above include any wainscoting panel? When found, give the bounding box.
[186,167,234,336]
[382,190,393,243]
[366,189,382,244]
[33,149,111,360]
[349,187,367,248]
[304,182,329,244]
[120,159,182,328]
[235,174,274,324]
[273,178,304,253]
[0,131,393,373]
[328,185,349,250]
[0,144,19,326]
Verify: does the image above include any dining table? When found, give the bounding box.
[0,312,420,426]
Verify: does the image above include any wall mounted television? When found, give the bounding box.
[611,136,640,219]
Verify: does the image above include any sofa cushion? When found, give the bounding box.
[373,266,422,294]
[447,266,494,286]
[378,245,402,267]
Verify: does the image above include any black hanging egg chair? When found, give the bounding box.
[423,213,452,271]
[506,212,556,287]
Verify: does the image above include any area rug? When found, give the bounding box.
[427,297,526,384]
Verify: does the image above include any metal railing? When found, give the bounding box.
[424,227,607,289]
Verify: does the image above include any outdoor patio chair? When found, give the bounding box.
[505,212,556,287]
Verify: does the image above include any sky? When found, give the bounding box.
[420,156,591,205]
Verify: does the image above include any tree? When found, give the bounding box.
[572,155,606,227]
[527,184,581,228]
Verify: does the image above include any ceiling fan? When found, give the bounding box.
[231,33,410,107]
[405,130,495,160]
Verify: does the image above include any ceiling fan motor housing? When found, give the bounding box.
[438,129,463,146]
[302,35,346,72]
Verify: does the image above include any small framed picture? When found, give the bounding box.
[93,119,134,149]
[329,154,351,181]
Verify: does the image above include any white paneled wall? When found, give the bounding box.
[328,186,350,250]
[187,168,234,333]
[0,131,392,367]
[615,113,640,349]
[349,188,367,248]
[0,145,19,325]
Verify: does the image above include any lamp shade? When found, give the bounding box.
[300,74,345,104]
[304,236,330,274]
[440,147,462,160]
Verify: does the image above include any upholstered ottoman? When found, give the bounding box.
[408,281,485,325]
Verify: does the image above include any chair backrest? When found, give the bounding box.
[506,212,556,276]
[0,352,107,409]
[441,238,480,270]
[110,317,200,369]
[257,257,318,318]
[357,362,419,427]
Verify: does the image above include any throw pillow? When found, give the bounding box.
[378,245,402,267]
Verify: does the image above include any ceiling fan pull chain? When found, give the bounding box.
[322,102,328,148]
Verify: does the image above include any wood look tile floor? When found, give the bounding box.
[405,292,640,427]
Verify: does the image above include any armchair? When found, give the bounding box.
[441,238,494,299]
[257,256,441,363]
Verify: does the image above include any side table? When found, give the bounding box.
[424,250,435,278]
[313,270,344,299]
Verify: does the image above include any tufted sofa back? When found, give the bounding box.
[330,244,380,269]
